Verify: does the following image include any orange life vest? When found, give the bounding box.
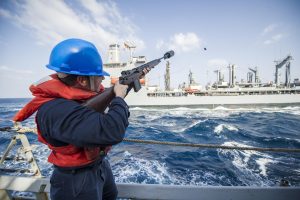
[14,74,109,167]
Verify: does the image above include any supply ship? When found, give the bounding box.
[103,43,300,107]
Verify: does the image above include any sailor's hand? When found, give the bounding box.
[114,81,128,99]
[140,67,151,79]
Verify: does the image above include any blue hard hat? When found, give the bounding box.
[46,38,110,76]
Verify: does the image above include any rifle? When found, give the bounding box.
[83,50,175,112]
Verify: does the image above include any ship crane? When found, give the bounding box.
[275,55,292,86]
[124,41,136,62]
[214,69,225,84]
[249,67,259,84]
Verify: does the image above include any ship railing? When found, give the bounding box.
[146,87,300,97]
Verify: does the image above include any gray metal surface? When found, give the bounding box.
[1,176,300,200]
[117,183,300,200]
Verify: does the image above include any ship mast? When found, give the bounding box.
[249,67,260,84]
[214,70,220,84]
[228,64,236,87]
[247,72,253,83]
[188,70,194,85]
[164,61,171,91]
[214,70,224,84]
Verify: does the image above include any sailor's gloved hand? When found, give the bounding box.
[114,81,128,99]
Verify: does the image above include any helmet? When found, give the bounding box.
[46,38,110,76]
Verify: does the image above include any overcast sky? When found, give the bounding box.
[0,0,299,97]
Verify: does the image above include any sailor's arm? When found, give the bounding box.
[36,97,130,147]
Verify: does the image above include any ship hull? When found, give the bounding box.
[125,89,300,107]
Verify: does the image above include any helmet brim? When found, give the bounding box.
[100,70,110,77]
[46,64,110,76]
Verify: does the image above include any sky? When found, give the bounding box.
[0,0,299,97]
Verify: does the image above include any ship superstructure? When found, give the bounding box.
[102,43,300,107]
[103,43,147,87]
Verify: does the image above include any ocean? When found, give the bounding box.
[0,98,299,187]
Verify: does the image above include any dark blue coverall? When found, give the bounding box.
[36,97,130,200]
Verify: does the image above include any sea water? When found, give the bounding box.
[0,98,299,186]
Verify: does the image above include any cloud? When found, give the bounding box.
[207,59,229,68]
[261,24,278,35]
[263,34,283,45]
[0,65,34,74]
[0,0,144,52]
[0,8,12,18]
[156,39,164,49]
[156,32,202,53]
[260,23,284,45]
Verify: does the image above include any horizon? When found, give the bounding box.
[1,0,299,97]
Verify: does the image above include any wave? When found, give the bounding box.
[172,119,207,133]
[112,151,214,186]
[218,141,277,185]
[256,158,277,176]
[130,107,149,111]
[214,124,239,135]
[129,106,300,121]
[113,151,174,184]
[213,106,231,111]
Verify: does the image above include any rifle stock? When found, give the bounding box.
[83,86,115,113]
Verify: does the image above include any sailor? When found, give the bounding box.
[13,38,136,200]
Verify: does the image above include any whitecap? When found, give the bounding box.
[255,158,277,176]
[123,150,132,157]
[130,107,146,110]
[259,106,300,115]
[218,141,276,186]
[214,124,224,135]
[113,152,173,184]
[214,124,238,135]
[294,169,300,174]
[169,107,192,111]
[173,119,207,133]
[219,141,265,168]
[213,106,230,111]
[159,121,177,127]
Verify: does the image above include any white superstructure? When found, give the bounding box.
[103,44,300,107]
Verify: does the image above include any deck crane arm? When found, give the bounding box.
[275,55,292,85]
